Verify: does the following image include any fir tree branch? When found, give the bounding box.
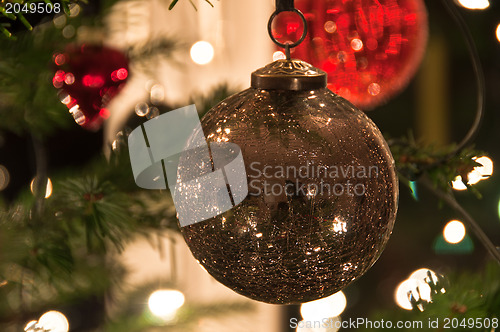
[419,177,500,265]
[168,0,214,10]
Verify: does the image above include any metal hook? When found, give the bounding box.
[268,0,308,60]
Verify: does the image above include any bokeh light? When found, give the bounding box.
[37,311,69,332]
[300,291,347,320]
[190,41,215,65]
[395,279,431,311]
[273,51,286,61]
[69,4,81,17]
[443,220,466,244]
[0,165,10,191]
[30,177,53,199]
[409,268,438,284]
[452,156,493,190]
[496,24,500,43]
[148,289,185,320]
[451,175,468,191]
[471,156,493,182]
[150,84,165,104]
[456,0,490,10]
[24,320,38,331]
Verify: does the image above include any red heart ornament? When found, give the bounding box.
[53,44,129,130]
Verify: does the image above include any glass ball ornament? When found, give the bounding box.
[272,0,428,109]
[180,59,398,304]
[52,44,129,130]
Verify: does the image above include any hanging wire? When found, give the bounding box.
[416,1,498,263]
[442,0,485,155]
[421,178,500,264]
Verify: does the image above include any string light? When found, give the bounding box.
[456,0,490,10]
[190,41,215,65]
[300,291,347,320]
[24,321,38,331]
[443,220,466,244]
[148,289,185,320]
[452,156,493,190]
[273,51,287,61]
[37,311,69,332]
[30,177,53,199]
[395,279,432,311]
[409,268,438,283]
[0,165,10,191]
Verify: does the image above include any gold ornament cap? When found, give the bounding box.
[251,59,327,91]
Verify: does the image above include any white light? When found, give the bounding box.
[150,84,165,104]
[300,291,346,320]
[190,41,214,65]
[148,289,185,319]
[496,24,500,43]
[472,156,493,180]
[409,268,438,283]
[38,311,69,332]
[443,220,466,244]
[395,279,432,311]
[457,0,489,10]
[30,177,53,199]
[273,51,287,61]
[24,320,38,331]
[452,156,493,190]
[451,176,467,190]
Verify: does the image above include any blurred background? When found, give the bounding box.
[0,0,500,331]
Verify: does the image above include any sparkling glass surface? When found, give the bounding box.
[180,87,398,304]
[273,0,428,109]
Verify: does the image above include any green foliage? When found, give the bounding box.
[389,134,485,197]
[0,1,84,37]
[0,14,74,137]
[363,263,500,331]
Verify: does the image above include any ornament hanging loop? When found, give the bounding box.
[268,0,308,60]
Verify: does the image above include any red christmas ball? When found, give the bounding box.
[53,44,129,130]
[273,0,428,110]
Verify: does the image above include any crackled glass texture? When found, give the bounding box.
[180,87,398,304]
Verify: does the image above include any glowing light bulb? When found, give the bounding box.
[37,311,69,332]
[443,220,466,244]
[496,24,500,43]
[24,320,38,331]
[148,289,185,320]
[472,156,493,179]
[190,41,214,65]
[452,156,493,190]
[409,268,437,283]
[300,291,347,320]
[273,51,287,61]
[395,279,432,311]
[30,177,53,199]
[0,165,10,191]
[452,176,467,190]
[457,0,490,9]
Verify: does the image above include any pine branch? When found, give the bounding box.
[168,0,215,10]
[0,1,81,38]
[363,262,500,331]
